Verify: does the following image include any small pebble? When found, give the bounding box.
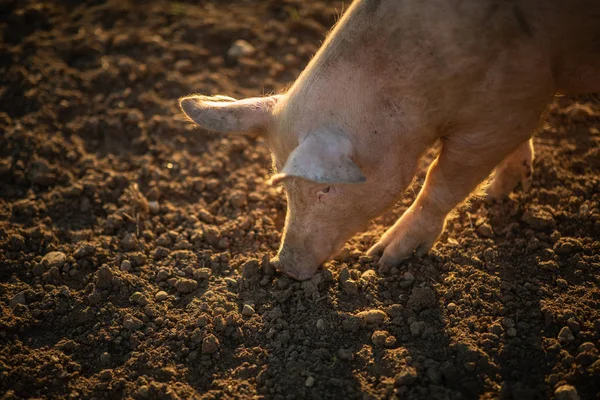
[202,334,220,354]
[316,319,325,330]
[120,260,131,272]
[230,191,247,208]
[304,376,315,388]
[447,302,457,312]
[129,292,148,306]
[242,304,255,317]
[228,39,256,58]
[558,326,575,345]
[121,233,138,251]
[148,201,160,214]
[338,348,354,361]
[155,291,168,301]
[100,352,111,364]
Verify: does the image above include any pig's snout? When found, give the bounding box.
[270,254,319,281]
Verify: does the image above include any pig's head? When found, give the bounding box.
[180,94,407,280]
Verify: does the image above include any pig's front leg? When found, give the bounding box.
[486,139,534,199]
[368,133,535,266]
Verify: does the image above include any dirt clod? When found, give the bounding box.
[175,278,197,294]
[407,286,437,312]
[338,348,354,361]
[41,251,67,269]
[555,385,580,400]
[357,309,387,324]
[395,366,418,386]
[74,244,95,258]
[342,279,359,295]
[371,330,389,347]
[96,265,114,289]
[202,334,220,355]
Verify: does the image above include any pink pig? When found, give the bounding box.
[180,0,600,280]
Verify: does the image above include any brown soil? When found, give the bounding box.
[1,1,600,399]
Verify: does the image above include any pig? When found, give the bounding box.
[179,0,600,280]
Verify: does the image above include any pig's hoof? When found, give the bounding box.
[487,141,534,199]
[376,239,435,267]
[486,166,533,199]
[367,215,443,267]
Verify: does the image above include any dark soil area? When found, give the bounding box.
[1,0,600,399]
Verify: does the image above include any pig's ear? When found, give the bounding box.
[179,94,280,135]
[270,130,366,185]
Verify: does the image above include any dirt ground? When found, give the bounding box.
[1,0,600,399]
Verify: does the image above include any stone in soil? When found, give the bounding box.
[202,334,219,354]
[242,304,255,317]
[558,326,575,345]
[42,251,67,268]
[120,260,132,271]
[304,376,315,388]
[228,39,256,58]
[155,291,168,301]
